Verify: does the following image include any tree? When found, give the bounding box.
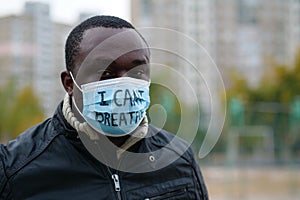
[226,49,300,160]
[0,80,17,139]
[0,82,45,141]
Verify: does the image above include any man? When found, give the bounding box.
[0,16,208,199]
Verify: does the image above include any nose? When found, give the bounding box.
[115,70,128,78]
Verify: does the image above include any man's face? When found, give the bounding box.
[72,27,150,110]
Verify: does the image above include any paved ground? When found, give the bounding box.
[202,166,300,200]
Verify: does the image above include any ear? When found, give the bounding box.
[61,71,73,96]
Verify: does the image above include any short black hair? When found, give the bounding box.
[65,15,135,72]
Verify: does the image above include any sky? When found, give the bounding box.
[0,0,130,24]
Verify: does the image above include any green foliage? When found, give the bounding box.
[228,49,300,103]
[226,49,300,160]
[0,80,17,137]
[0,81,45,141]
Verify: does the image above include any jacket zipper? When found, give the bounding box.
[94,141,123,200]
[112,173,121,200]
[112,145,131,200]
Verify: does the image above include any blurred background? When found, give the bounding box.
[0,0,299,199]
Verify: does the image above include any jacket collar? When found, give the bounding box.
[52,101,79,139]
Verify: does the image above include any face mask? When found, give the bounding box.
[70,72,151,137]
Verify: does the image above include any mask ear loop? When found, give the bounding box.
[69,71,115,137]
[70,71,111,135]
[68,71,86,120]
[66,71,101,140]
[69,71,83,92]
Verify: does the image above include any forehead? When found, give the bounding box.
[77,27,149,63]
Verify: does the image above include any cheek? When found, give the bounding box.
[72,86,83,112]
[145,67,150,80]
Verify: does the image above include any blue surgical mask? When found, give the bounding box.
[70,72,150,137]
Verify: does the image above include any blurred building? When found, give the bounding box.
[0,2,71,117]
[131,0,232,98]
[237,0,300,85]
[131,0,300,87]
[131,0,224,126]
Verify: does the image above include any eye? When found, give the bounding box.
[128,69,145,78]
[97,69,115,80]
[103,70,113,76]
[136,69,145,75]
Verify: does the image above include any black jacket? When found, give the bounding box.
[0,103,208,200]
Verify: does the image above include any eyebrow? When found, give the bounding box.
[132,59,148,65]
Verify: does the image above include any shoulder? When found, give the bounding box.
[0,118,59,184]
[146,125,195,162]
